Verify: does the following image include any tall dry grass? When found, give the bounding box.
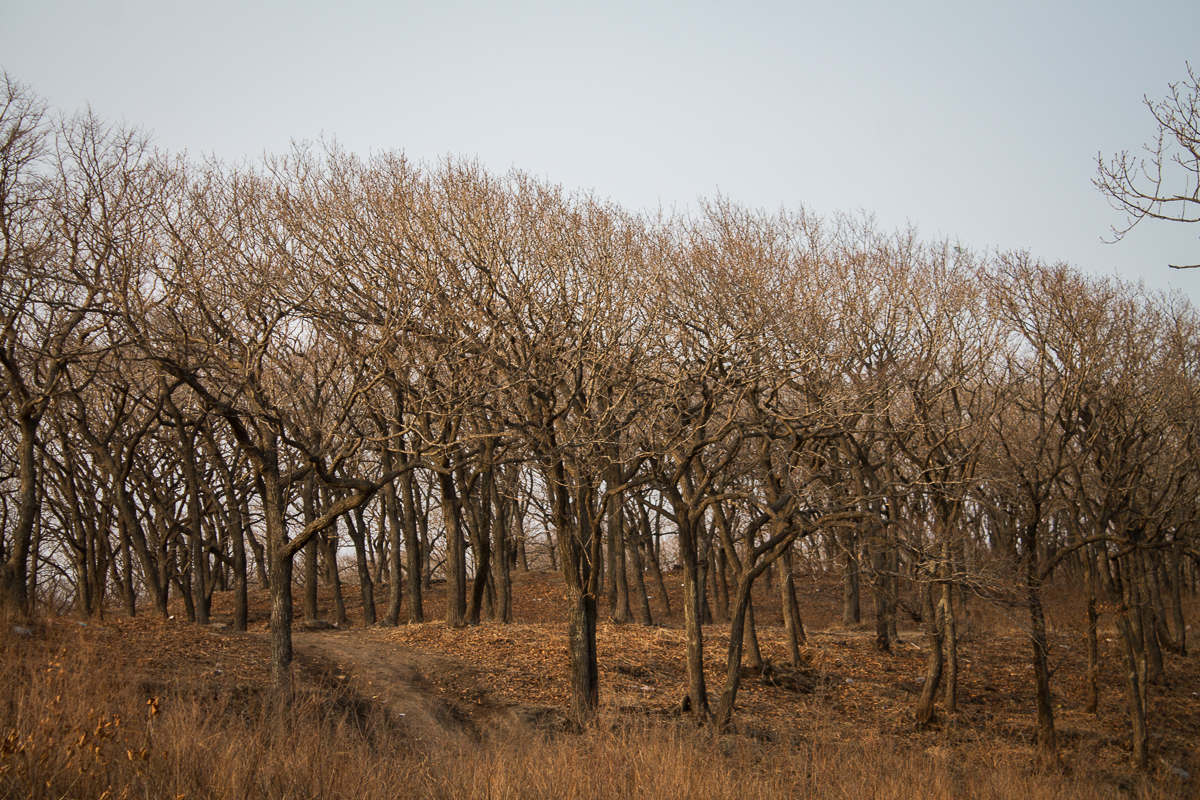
[0,621,1183,800]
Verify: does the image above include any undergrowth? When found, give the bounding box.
[0,621,1188,800]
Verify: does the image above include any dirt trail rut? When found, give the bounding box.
[290,628,567,740]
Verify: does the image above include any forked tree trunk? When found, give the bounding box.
[781,548,807,663]
[465,464,494,626]
[714,573,756,731]
[639,502,672,618]
[349,506,376,626]
[492,479,513,624]
[321,528,348,626]
[1114,607,1150,770]
[382,480,404,626]
[606,467,631,624]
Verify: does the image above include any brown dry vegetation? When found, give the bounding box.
[3,569,1196,800]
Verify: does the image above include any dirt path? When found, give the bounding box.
[290,627,568,741]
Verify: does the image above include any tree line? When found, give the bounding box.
[2,74,1197,767]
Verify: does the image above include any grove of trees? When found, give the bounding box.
[3,74,1198,768]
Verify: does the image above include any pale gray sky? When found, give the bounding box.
[3,1,1198,295]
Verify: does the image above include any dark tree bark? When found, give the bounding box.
[842,529,860,625]
[348,506,377,626]
[780,547,807,662]
[914,569,944,727]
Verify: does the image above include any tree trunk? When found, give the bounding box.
[302,478,320,622]
[842,529,860,625]
[565,584,598,726]
[606,470,631,624]
[915,574,944,727]
[942,579,958,715]
[1114,609,1150,769]
[1168,540,1187,656]
[401,469,424,623]
[554,471,600,726]
[440,468,467,628]
[679,510,710,720]
[626,505,654,625]
[744,598,763,670]
[0,415,40,617]
[465,464,494,626]
[1027,547,1056,752]
[264,469,295,703]
[321,526,348,626]
[714,544,730,621]
[781,548,807,662]
[641,502,672,618]
[382,480,405,626]
[1084,543,1099,714]
[871,533,892,652]
[714,573,755,731]
[349,506,377,626]
[117,524,137,616]
[492,478,513,624]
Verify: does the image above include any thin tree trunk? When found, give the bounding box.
[781,548,807,663]
[465,463,493,626]
[626,506,654,625]
[1084,543,1100,714]
[1168,540,1187,656]
[302,478,320,622]
[642,503,672,618]
[1027,542,1056,752]
[607,469,631,624]
[349,506,377,626]
[842,529,860,625]
[679,510,709,719]
[321,523,348,626]
[382,480,405,626]
[492,477,513,624]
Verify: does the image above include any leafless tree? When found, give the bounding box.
[1096,63,1200,268]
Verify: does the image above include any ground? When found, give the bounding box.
[67,569,1200,790]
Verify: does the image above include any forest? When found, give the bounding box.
[2,71,1198,779]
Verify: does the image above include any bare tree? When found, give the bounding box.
[2,82,162,616]
[1096,63,1200,268]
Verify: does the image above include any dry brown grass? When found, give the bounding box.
[1,573,1196,799]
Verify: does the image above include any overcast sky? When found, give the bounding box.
[3,1,1198,297]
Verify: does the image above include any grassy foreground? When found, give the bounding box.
[1,615,1186,800]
